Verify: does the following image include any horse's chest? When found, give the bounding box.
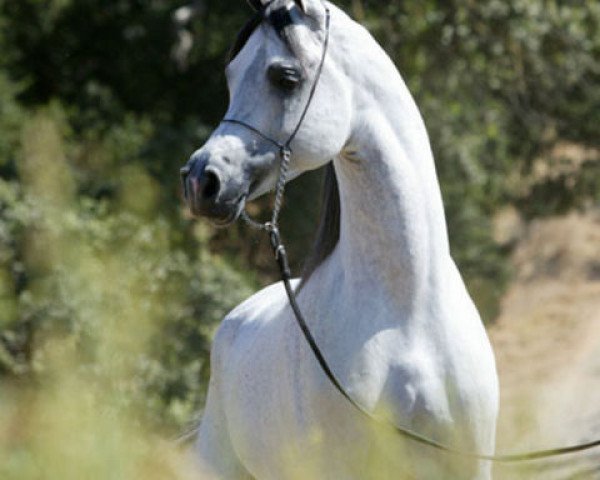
[221,311,451,479]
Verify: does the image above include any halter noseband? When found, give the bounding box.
[222,0,331,232]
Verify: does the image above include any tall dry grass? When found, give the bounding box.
[0,112,198,479]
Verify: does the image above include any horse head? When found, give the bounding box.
[181,0,351,225]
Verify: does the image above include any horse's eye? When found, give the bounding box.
[267,63,303,92]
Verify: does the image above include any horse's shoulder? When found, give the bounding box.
[211,279,300,367]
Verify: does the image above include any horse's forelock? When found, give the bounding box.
[226,2,292,65]
[227,1,324,66]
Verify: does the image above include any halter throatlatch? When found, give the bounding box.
[218,0,600,464]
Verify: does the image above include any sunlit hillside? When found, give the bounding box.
[492,211,600,479]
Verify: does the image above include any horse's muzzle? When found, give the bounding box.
[181,153,245,225]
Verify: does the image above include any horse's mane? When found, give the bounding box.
[300,162,340,287]
[226,12,264,64]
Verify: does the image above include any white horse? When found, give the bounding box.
[181,0,499,478]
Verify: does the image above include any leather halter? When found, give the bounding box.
[219,0,600,464]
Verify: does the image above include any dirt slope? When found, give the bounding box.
[489,211,600,479]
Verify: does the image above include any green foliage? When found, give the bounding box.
[0,74,24,173]
[0,108,254,434]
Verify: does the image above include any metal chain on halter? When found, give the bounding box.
[238,145,291,232]
[271,147,291,224]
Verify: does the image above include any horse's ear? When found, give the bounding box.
[293,0,307,12]
[293,0,323,17]
[246,0,265,12]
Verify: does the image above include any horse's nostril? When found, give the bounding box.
[202,171,220,200]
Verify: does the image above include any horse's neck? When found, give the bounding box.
[332,22,451,312]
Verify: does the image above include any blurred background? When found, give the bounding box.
[0,0,598,478]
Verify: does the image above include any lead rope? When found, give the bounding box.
[223,1,600,464]
[268,230,600,462]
